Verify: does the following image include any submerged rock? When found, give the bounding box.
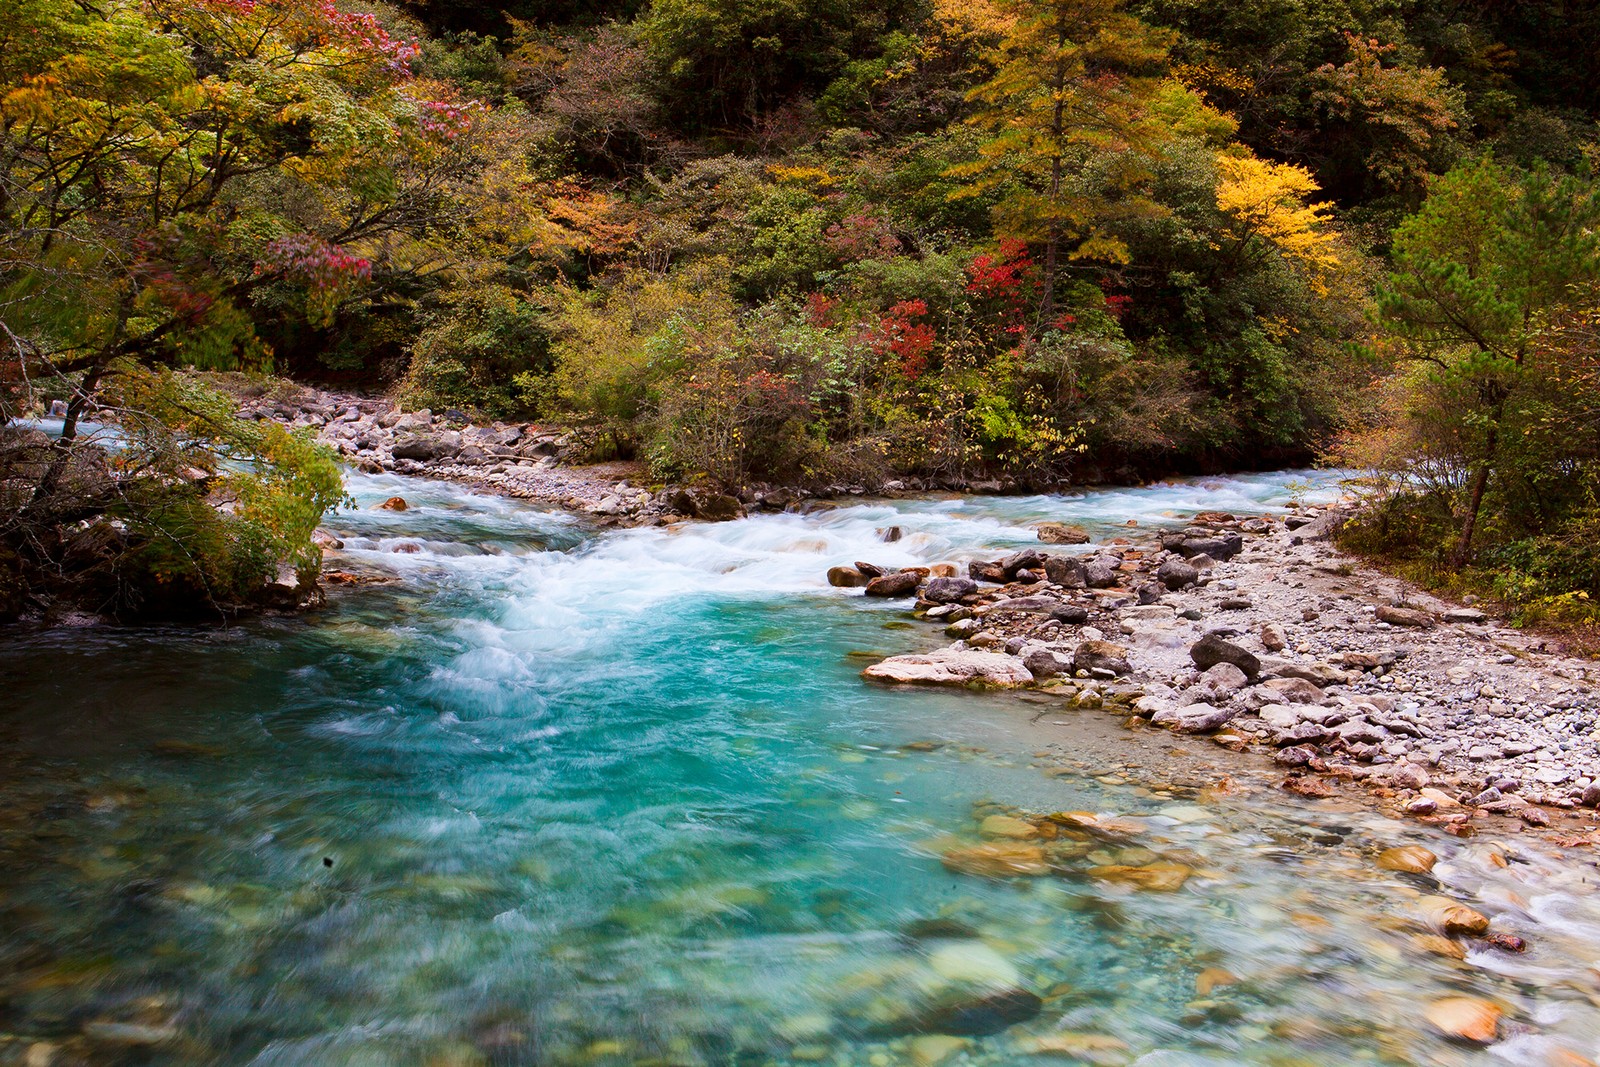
[1376,846,1437,874]
[940,842,1050,877]
[1424,996,1502,1044]
[1088,861,1192,892]
[915,989,1042,1037]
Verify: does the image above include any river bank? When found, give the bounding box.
[848,502,1600,842]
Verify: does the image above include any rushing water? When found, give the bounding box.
[3,471,1599,1067]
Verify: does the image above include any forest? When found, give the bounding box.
[2,0,1599,625]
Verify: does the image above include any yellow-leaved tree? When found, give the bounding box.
[1214,152,1344,291]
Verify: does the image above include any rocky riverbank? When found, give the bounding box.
[230,378,1058,525]
[845,505,1600,839]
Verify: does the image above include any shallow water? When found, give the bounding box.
[2,470,1598,1067]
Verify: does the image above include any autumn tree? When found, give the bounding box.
[0,0,521,615]
[950,0,1175,326]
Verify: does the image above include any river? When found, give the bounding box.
[2,470,1597,1066]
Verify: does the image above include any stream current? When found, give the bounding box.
[2,470,1599,1066]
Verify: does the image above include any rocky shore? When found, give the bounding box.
[236,379,949,524]
[845,506,1600,836]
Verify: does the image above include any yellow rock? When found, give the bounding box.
[1195,967,1239,995]
[1420,787,1464,809]
[941,842,1050,878]
[1424,996,1502,1044]
[979,814,1040,840]
[909,1035,970,1066]
[1412,934,1467,960]
[1088,861,1192,892]
[1021,1033,1132,1065]
[1377,846,1438,874]
[1419,896,1491,936]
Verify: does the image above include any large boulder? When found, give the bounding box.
[1042,556,1086,588]
[1190,632,1260,680]
[865,570,922,597]
[923,577,979,604]
[1000,549,1045,578]
[392,434,452,461]
[1155,556,1199,590]
[1177,535,1242,561]
[863,648,1033,687]
[828,566,871,588]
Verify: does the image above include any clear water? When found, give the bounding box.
[3,470,1599,1067]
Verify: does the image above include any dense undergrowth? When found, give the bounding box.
[3,0,1600,617]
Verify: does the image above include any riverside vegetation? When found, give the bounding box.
[2,0,1600,623]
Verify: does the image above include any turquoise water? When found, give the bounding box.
[3,471,1599,1067]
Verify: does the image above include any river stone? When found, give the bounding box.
[1043,557,1087,588]
[1377,845,1437,874]
[979,814,1039,840]
[1376,604,1435,628]
[1260,659,1353,686]
[1190,633,1260,680]
[1194,662,1248,699]
[1260,676,1326,704]
[1037,523,1090,545]
[915,989,1043,1037]
[1022,647,1072,680]
[1083,562,1120,588]
[1178,535,1242,561]
[909,1036,970,1066]
[1000,549,1046,577]
[1051,603,1090,625]
[392,434,445,461]
[1156,557,1199,590]
[376,496,409,512]
[865,571,922,597]
[923,577,978,604]
[928,941,1021,988]
[828,566,870,588]
[1260,623,1287,651]
[968,560,1007,583]
[1419,896,1490,936]
[1088,861,1192,892]
[1153,703,1237,733]
[1074,640,1131,675]
[864,649,1033,688]
[940,842,1049,877]
[1424,997,1502,1044]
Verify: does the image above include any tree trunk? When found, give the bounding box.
[1450,418,1500,568]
